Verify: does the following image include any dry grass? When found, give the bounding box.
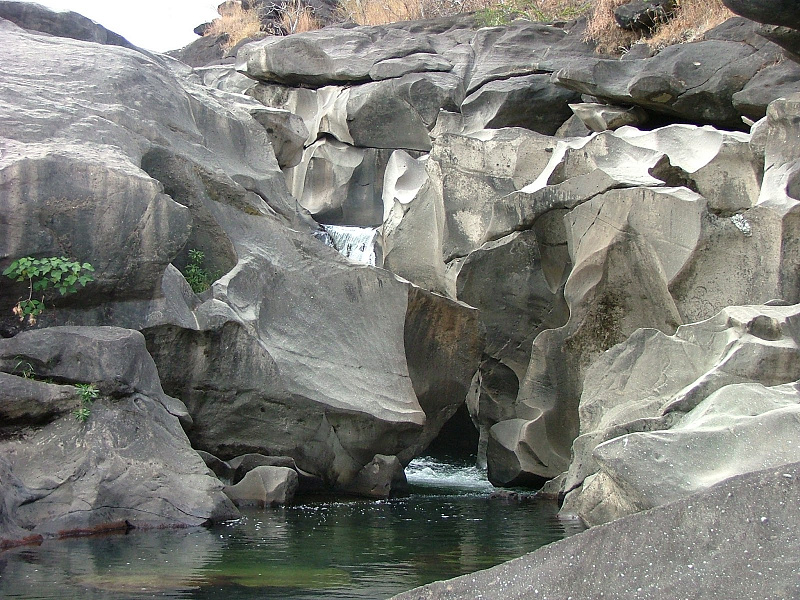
[586,0,735,54]
[338,0,591,25]
[204,0,734,56]
[204,3,263,50]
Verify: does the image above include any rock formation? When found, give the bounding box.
[3,0,800,571]
[0,4,482,546]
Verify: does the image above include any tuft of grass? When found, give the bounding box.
[204,3,263,51]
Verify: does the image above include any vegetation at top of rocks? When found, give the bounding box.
[182,249,219,294]
[73,383,99,423]
[3,256,95,326]
[474,0,591,27]
[203,0,732,55]
[205,0,321,49]
[13,358,35,380]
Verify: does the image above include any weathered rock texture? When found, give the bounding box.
[0,327,237,547]
[561,304,800,525]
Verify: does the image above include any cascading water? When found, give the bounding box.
[322,224,380,266]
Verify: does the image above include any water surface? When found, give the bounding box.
[0,458,583,599]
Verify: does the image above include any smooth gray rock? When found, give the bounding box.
[733,59,800,120]
[286,138,396,226]
[464,19,597,94]
[346,454,407,499]
[722,0,800,29]
[0,327,191,423]
[391,462,800,600]
[236,26,438,86]
[369,52,453,80]
[562,304,800,525]
[0,0,136,48]
[346,72,464,151]
[230,453,297,484]
[461,74,579,135]
[223,465,298,507]
[0,22,481,497]
[248,105,309,169]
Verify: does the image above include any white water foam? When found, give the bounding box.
[405,456,495,494]
[323,224,379,266]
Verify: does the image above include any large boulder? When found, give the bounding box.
[552,18,789,128]
[561,304,800,525]
[0,0,137,48]
[0,327,237,547]
[391,462,800,600]
[721,0,800,29]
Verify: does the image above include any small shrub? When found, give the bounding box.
[73,383,99,423]
[3,256,94,326]
[182,249,219,294]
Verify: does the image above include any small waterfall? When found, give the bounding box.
[322,224,380,266]
[405,457,494,494]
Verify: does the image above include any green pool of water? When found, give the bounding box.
[0,459,584,599]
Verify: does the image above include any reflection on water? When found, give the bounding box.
[0,458,584,600]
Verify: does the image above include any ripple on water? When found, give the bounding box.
[0,458,583,600]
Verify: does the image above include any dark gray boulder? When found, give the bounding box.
[0,327,238,547]
[722,0,800,29]
[391,462,800,600]
[461,74,579,135]
[552,18,787,128]
[614,0,676,32]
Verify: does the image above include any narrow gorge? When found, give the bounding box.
[1,0,799,597]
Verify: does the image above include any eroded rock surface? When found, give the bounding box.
[0,327,237,547]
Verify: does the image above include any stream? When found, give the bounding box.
[0,458,584,599]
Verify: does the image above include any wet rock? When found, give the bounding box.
[229,453,297,484]
[346,454,407,499]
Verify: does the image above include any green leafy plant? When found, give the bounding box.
[183,249,218,294]
[3,256,95,325]
[73,383,99,423]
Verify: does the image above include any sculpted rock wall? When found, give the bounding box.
[0,9,482,531]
